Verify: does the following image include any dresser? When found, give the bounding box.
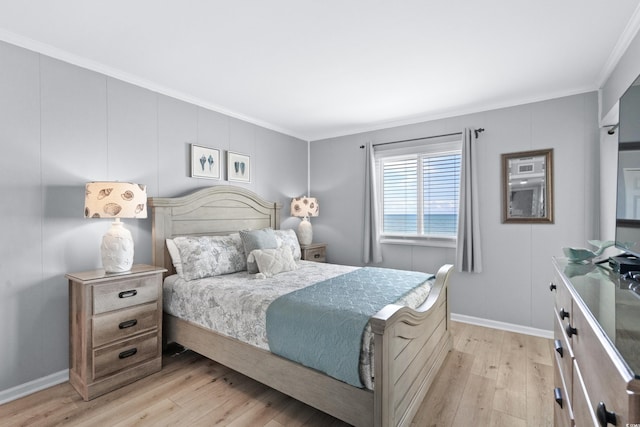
[67,264,166,400]
[300,242,327,263]
[551,258,640,426]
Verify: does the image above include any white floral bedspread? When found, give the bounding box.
[163,260,433,389]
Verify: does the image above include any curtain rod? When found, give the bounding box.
[359,128,484,149]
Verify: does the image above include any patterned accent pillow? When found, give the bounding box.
[239,228,278,274]
[173,234,247,281]
[274,228,301,261]
[249,246,298,278]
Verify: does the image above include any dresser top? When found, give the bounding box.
[554,257,640,379]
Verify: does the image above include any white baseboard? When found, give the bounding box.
[0,369,69,405]
[451,313,553,339]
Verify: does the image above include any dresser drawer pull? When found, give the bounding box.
[554,339,563,357]
[118,290,138,299]
[565,324,577,337]
[554,387,563,409]
[559,308,570,320]
[118,348,138,359]
[549,282,556,291]
[597,401,617,426]
[118,319,138,329]
[314,253,320,258]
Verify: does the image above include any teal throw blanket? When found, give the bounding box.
[266,267,434,388]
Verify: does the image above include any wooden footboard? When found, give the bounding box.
[371,263,453,427]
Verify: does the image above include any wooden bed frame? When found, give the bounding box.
[149,186,453,427]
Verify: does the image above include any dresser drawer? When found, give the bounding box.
[552,273,573,327]
[554,312,573,401]
[554,357,573,427]
[93,276,159,314]
[93,303,158,347]
[573,362,598,426]
[571,305,629,426]
[93,333,158,379]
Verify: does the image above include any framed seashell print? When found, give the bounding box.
[227,151,251,183]
[191,144,220,179]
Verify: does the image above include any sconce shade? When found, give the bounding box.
[84,182,147,219]
[84,181,147,273]
[290,197,319,218]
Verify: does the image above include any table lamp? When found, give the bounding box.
[84,181,147,273]
[291,196,319,245]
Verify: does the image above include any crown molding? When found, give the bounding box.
[308,86,596,141]
[597,3,640,87]
[0,27,614,143]
[0,29,308,141]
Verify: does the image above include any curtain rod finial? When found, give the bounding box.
[474,128,485,138]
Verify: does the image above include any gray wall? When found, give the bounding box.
[310,92,600,331]
[0,40,307,393]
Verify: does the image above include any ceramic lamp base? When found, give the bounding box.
[101,219,134,273]
[297,217,313,246]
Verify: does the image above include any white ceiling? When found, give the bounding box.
[1,1,639,141]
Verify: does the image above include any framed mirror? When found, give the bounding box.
[502,148,554,223]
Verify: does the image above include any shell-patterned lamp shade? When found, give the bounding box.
[290,197,319,218]
[84,182,147,219]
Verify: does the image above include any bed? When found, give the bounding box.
[149,186,453,427]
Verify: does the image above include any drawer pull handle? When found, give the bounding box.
[554,339,563,357]
[118,290,137,299]
[559,308,570,320]
[549,282,556,291]
[554,387,563,409]
[118,319,138,329]
[118,348,138,359]
[314,253,320,258]
[597,401,617,426]
[565,324,577,338]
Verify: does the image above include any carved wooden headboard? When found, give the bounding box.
[148,186,282,275]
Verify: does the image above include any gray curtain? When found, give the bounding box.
[363,142,382,263]
[456,128,483,272]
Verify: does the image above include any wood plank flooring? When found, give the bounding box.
[0,322,553,426]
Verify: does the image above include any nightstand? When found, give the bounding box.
[300,243,327,263]
[67,264,166,400]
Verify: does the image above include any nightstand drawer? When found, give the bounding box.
[305,247,326,262]
[93,303,158,347]
[93,333,158,379]
[93,276,158,314]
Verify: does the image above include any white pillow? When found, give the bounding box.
[165,238,183,277]
[249,246,298,278]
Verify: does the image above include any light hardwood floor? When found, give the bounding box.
[0,322,553,426]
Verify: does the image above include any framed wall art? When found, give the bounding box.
[227,151,251,183]
[501,148,554,223]
[191,144,220,180]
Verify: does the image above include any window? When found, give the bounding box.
[375,137,462,245]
